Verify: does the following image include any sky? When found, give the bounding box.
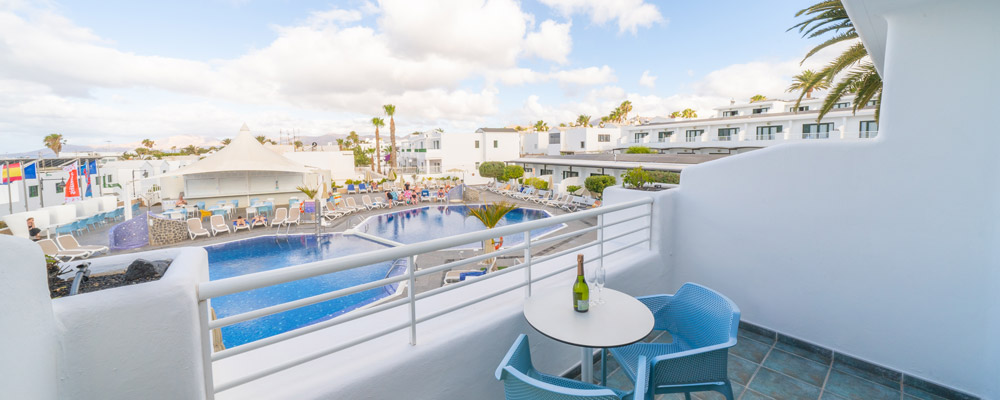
[0,0,841,153]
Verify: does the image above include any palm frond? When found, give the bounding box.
[467,202,519,229]
[801,31,859,63]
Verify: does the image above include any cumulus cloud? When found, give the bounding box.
[524,20,572,64]
[538,0,664,34]
[638,70,657,88]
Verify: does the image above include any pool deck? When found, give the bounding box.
[70,187,598,295]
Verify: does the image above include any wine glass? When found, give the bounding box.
[584,265,597,306]
[595,267,606,305]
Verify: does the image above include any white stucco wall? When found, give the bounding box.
[661,1,999,397]
[52,248,210,400]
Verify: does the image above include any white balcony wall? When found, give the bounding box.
[658,1,999,397]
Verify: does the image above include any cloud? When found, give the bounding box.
[538,0,664,34]
[638,70,656,88]
[524,20,572,64]
[548,65,616,85]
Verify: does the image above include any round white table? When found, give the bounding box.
[523,288,654,384]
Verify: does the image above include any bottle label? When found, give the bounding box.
[576,299,589,311]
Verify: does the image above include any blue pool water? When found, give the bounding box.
[206,235,406,348]
[362,205,562,247]
[206,206,559,348]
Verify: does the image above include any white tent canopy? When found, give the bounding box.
[160,126,311,177]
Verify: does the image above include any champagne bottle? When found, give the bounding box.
[573,254,589,312]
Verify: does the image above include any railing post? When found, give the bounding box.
[523,230,531,298]
[597,214,604,270]
[407,255,417,345]
[647,203,654,250]
[197,299,216,399]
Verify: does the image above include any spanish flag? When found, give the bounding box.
[2,163,23,183]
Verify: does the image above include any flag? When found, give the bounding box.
[84,162,93,198]
[87,160,97,175]
[2,163,22,183]
[23,162,37,180]
[64,162,80,201]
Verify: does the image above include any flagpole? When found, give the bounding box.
[5,162,12,215]
[22,163,29,212]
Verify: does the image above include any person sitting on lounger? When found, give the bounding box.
[436,188,446,201]
[234,216,248,227]
[26,217,42,241]
[251,214,267,226]
[176,194,188,206]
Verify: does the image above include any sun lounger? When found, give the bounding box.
[38,238,90,261]
[390,192,406,206]
[286,207,301,225]
[210,215,230,236]
[420,190,431,202]
[186,218,211,240]
[361,195,378,210]
[372,196,388,208]
[55,235,108,257]
[271,208,288,227]
[346,197,367,212]
[233,219,251,232]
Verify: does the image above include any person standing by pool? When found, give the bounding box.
[26,217,42,241]
[385,191,394,208]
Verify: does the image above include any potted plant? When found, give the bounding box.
[467,201,518,267]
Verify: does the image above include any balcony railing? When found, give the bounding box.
[859,130,879,138]
[196,198,654,395]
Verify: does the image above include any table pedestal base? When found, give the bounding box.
[581,346,593,383]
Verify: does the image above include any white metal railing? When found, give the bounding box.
[196,198,654,395]
[859,130,879,138]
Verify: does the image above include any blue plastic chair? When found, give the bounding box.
[359,183,368,193]
[54,223,75,235]
[231,199,240,208]
[608,283,741,400]
[196,201,206,209]
[347,184,356,194]
[497,334,647,400]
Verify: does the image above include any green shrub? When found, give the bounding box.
[584,175,616,199]
[479,161,506,180]
[524,177,549,190]
[565,185,582,193]
[647,170,680,184]
[625,146,653,154]
[622,167,650,189]
[502,165,524,181]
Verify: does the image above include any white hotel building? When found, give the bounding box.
[521,126,622,156]
[396,128,521,182]
[618,95,879,155]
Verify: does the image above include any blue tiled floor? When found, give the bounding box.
[582,327,921,400]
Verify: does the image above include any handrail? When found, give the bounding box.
[200,197,655,394]
[197,197,652,300]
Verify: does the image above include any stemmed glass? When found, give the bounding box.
[585,265,598,306]
[595,266,606,305]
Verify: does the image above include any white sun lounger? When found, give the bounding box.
[187,218,211,240]
[210,215,230,236]
[55,235,108,257]
[38,238,90,261]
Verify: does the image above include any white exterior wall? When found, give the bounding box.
[282,151,355,181]
[661,1,998,397]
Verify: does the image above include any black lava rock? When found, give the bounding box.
[123,258,172,281]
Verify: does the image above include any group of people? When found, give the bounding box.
[233,214,268,228]
[382,183,451,207]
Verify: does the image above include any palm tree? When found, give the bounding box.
[371,117,385,174]
[220,138,231,146]
[43,133,64,157]
[254,135,268,144]
[671,108,698,119]
[383,104,397,174]
[791,0,881,121]
[183,145,198,155]
[575,115,591,127]
[533,120,548,132]
[787,69,830,99]
[750,94,768,103]
[467,201,519,262]
[294,140,303,150]
[619,100,633,122]
[141,138,155,150]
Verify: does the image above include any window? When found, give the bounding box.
[722,110,738,117]
[833,102,850,109]
[590,173,607,177]
[549,133,561,144]
[474,140,480,148]
[756,126,782,140]
[718,128,738,141]
[859,121,878,138]
[56,182,65,193]
[789,106,810,112]
[475,162,480,169]
[802,123,834,139]
[28,185,38,198]
[598,134,611,142]
[685,130,704,142]
[431,140,440,149]
[562,171,579,179]
[867,99,879,106]
[752,107,769,114]
[657,131,673,142]
[540,169,553,176]
[493,140,498,148]
[576,141,583,149]
[105,174,113,183]
[634,132,648,143]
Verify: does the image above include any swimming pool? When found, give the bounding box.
[206,235,406,348]
[360,205,562,247]
[206,205,560,348]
